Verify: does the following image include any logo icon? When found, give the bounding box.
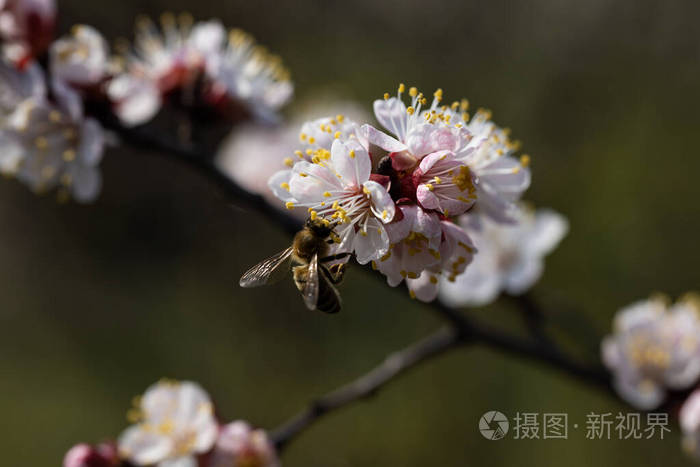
[479,411,509,440]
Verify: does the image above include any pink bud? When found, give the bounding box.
[63,442,118,467]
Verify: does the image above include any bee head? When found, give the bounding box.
[305,217,338,238]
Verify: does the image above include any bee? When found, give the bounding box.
[239,218,351,313]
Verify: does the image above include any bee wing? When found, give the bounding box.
[302,253,320,310]
[239,247,293,288]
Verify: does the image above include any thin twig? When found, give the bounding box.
[270,326,463,450]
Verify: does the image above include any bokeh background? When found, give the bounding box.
[2,0,700,465]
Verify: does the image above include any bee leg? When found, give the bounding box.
[326,231,342,245]
[319,252,353,263]
[323,263,347,284]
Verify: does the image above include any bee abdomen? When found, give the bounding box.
[317,282,341,314]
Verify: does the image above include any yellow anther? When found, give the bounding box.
[409,87,418,97]
[362,186,371,195]
[284,157,294,167]
[308,136,316,144]
[334,131,342,139]
[461,112,469,122]
[310,210,318,220]
[398,83,405,93]
[336,114,345,122]
[429,275,438,284]
[300,133,307,141]
[305,149,313,156]
[285,201,295,209]
[35,137,48,149]
[299,172,308,177]
[383,92,390,100]
[323,191,332,197]
[407,106,415,115]
[520,154,531,167]
[433,88,443,102]
[349,150,356,159]
[371,261,378,270]
[434,176,442,184]
[425,183,434,191]
[460,99,469,111]
[41,166,55,179]
[63,149,76,162]
[280,182,290,191]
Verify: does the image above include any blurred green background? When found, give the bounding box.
[1,0,700,465]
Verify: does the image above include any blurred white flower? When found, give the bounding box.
[439,207,568,307]
[50,25,109,87]
[601,295,700,410]
[0,0,55,65]
[209,421,279,467]
[681,389,700,461]
[118,380,218,467]
[0,65,106,202]
[109,13,291,126]
[206,28,292,124]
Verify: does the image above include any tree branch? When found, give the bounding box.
[269,325,463,450]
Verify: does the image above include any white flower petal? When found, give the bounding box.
[267,169,295,203]
[362,180,395,223]
[373,97,408,142]
[359,124,406,153]
[118,425,173,465]
[352,217,389,265]
[503,257,543,295]
[331,138,370,188]
[160,456,198,467]
[108,74,162,127]
[407,272,440,302]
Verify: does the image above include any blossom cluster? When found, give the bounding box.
[106,13,292,126]
[0,1,291,201]
[269,85,537,301]
[63,379,279,467]
[601,294,700,410]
